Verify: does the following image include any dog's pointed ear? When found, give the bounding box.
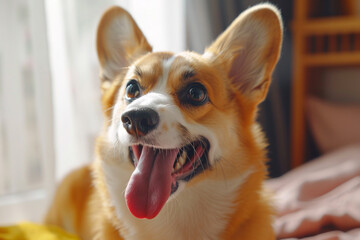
[96,6,152,88]
[204,4,282,104]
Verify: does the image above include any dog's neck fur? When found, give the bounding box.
[96,156,255,240]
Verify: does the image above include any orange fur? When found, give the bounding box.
[45,4,282,240]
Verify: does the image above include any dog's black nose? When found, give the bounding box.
[121,108,159,137]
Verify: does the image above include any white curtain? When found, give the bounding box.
[0,0,54,224]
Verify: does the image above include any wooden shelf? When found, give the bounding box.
[304,52,360,66]
[293,16,360,35]
[291,0,360,168]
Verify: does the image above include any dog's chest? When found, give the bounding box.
[101,160,251,240]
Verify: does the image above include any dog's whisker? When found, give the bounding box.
[104,105,116,113]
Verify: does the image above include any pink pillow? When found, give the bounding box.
[306,97,360,153]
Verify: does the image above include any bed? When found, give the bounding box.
[270,96,360,240]
[270,0,360,239]
[268,142,360,239]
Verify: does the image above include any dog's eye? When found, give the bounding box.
[185,83,208,106]
[125,80,141,100]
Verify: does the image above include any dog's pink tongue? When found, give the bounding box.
[125,146,178,219]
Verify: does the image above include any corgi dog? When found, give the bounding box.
[45,3,282,240]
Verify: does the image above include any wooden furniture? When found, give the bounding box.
[291,0,360,168]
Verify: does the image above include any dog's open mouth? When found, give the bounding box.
[125,138,210,219]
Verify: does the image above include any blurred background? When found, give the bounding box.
[1,0,360,225]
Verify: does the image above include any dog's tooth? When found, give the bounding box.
[175,162,181,171]
[182,151,187,161]
[179,156,186,166]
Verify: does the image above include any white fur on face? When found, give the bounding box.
[111,55,222,161]
[117,91,185,148]
[114,56,185,148]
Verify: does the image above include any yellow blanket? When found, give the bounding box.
[0,222,79,240]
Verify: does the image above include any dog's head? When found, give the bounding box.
[96,4,282,220]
